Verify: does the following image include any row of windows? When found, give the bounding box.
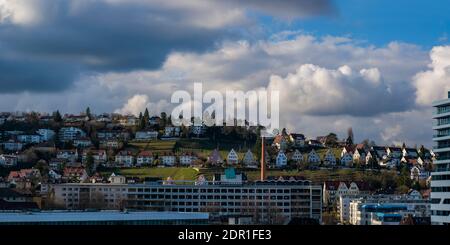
[129,188,294,194]
[432,174,450,180]
[431,187,450,192]
[431,198,450,204]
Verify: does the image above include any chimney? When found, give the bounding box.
[260,137,266,181]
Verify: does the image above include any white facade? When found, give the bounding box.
[322,149,336,166]
[115,152,134,167]
[59,127,86,142]
[17,134,42,144]
[37,129,56,141]
[0,154,18,167]
[242,150,256,167]
[57,150,78,162]
[340,153,353,167]
[275,151,288,168]
[431,91,450,225]
[136,152,153,166]
[290,149,303,163]
[307,149,320,165]
[160,155,176,166]
[226,149,239,165]
[135,131,158,140]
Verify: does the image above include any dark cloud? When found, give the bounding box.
[0,0,334,93]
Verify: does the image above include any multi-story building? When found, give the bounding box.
[58,127,86,142]
[431,90,450,225]
[17,134,42,144]
[346,192,430,225]
[49,179,322,224]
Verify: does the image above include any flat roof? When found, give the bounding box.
[0,211,209,223]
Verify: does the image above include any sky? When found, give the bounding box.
[0,0,450,146]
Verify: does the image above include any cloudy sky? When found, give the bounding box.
[1,0,450,146]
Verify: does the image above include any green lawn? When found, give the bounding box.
[117,167,199,180]
[128,140,176,152]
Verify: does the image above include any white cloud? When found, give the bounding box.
[414,45,450,106]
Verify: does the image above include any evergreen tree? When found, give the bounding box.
[143,108,150,127]
[53,110,62,122]
[86,107,92,120]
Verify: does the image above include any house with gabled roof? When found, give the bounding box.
[353,147,366,164]
[340,152,353,167]
[159,152,177,166]
[289,149,303,164]
[226,149,239,165]
[242,150,256,167]
[386,146,402,159]
[275,151,288,168]
[137,151,153,166]
[307,149,320,165]
[322,149,337,166]
[402,147,418,158]
[208,149,223,166]
[115,151,134,167]
[341,146,355,158]
[179,152,197,166]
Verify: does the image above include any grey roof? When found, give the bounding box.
[0,211,209,223]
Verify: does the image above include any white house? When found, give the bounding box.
[73,138,92,148]
[386,146,402,159]
[160,153,176,166]
[136,151,154,166]
[56,149,78,162]
[58,127,86,142]
[226,149,239,165]
[48,170,61,181]
[0,154,18,167]
[82,150,107,164]
[403,147,418,158]
[307,149,320,165]
[410,166,429,181]
[49,158,66,171]
[323,149,337,166]
[163,126,180,137]
[179,152,197,166]
[1,140,23,151]
[242,150,256,167]
[353,148,366,164]
[341,152,353,167]
[115,151,134,167]
[135,130,158,141]
[275,151,288,168]
[17,134,42,144]
[290,149,303,163]
[36,129,55,141]
[190,125,206,136]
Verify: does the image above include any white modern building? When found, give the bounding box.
[431,91,450,225]
[59,127,86,142]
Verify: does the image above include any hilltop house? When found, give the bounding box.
[226,149,239,165]
[353,148,366,165]
[63,167,88,182]
[160,153,176,166]
[56,149,79,163]
[307,149,320,165]
[163,126,180,138]
[179,152,197,166]
[242,150,257,167]
[82,150,107,165]
[275,151,288,168]
[0,155,18,167]
[290,133,306,147]
[136,151,153,166]
[340,152,353,167]
[208,149,223,166]
[115,151,134,167]
[73,137,92,148]
[290,149,303,164]
[386,146,402,159]
[323,149,337,166]
[403,147,419,158]
[135,130,158,141]
[58,127,86,142]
